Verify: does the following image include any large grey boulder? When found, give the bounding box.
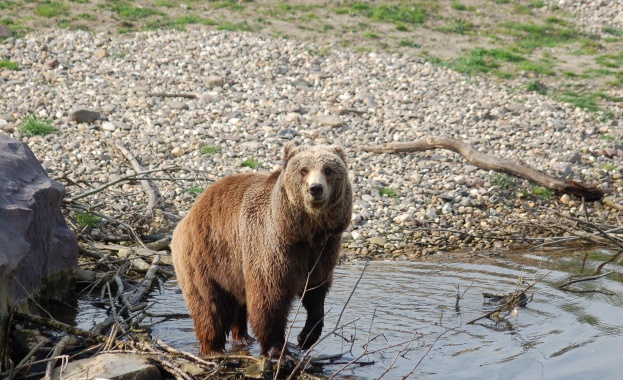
[0,133,78,347]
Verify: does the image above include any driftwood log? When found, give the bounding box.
[362,136,605,201]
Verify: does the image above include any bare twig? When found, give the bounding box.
[467,272,550,325]
[107,140,159,211]
[66,167,177,202]
[43,335,74,380]
[557,271,613,289]
[401,329,450,379]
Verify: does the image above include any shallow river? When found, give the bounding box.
[73,249,623,379]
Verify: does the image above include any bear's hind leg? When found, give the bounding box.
[185,279,236,355]
[231,304,254,345]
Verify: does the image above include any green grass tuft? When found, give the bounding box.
[75,212,103,227]
[19,115,58,136]
[378,187,398,198]
[200,145,220,154]
[532,186,554,200]
[108,3,164,19]
[35,2,68,18]
[437,19,475,34]
[184,186,204,195]
[491,173,515,189]
[241,159,260,169]
[217,21,251,31]
[0,59,19,70]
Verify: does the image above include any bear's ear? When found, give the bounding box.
[283,143,298,167]
[331,146,348,165]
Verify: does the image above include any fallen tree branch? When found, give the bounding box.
[13,312,108,342]
[362,136,604,201]
[558,271,613,289]
[108,140,159,211]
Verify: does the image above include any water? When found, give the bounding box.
[72,250,623,379]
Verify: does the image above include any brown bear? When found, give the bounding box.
[171,144,352,363]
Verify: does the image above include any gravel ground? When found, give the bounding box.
[1,27,621,259]
[547,0,623,34]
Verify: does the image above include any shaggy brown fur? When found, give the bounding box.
[171,144,352,362]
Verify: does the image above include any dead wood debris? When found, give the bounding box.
[363,136,605,200]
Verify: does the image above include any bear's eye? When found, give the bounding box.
[324,168,333,176]
[300,168,308,176]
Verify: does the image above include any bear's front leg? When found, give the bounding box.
[246,278,297,366]
[297,283,329,349]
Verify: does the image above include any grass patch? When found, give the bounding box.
[437,19,475,34]
[145,15,216,30]
[35,1,68,18]
[603,26,623,37]
[107,2,164,19]
[19,115,58,136]
[526,80,547,94]
[491,173,515,189]
[200,145,220,154]
[557,91,619,116]
[336,2,427,27]
[533,186,554,200]
[75,212,103,227]
[184,186,204,195]
[0,1,17,10]
[600,134,617,141]
[500,21,581,52]
[378,187,398,198]
[355,46,372,53]
[363,30,379,38]
[78,13,96,20]
[444,47,524,77]
[395,21,408,31]
[601,164,617,171]
[241,159,260,169]
[451,1,474,11]
[596,50,623,68]
[154,0,174,7]
[399,40,420,48]
[211,0,250,11]
[0,59,19,70]
[217,21,251,31]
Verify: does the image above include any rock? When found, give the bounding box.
[315,115,344,128]
[171,147,185,157]
[442,202,453,214]
[46,58,60,68]
[0,134,78,349]
[566,152,581,164]
[291,78,312,88]
[554,162,572,177]
[240,141,262,150]
[204,75,225,88]
[560,194,570,204]
[369,236,387,246]
[71,109,100,123]
[0,25,12,38]
[0,114,15,122]
[53,353,162,380]
[284,112,301,123]
[169,101,189,110]
[393,213,413,224]
[94,48,108,60]
[102,121,116,131]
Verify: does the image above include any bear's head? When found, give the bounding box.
[282,144,351,215]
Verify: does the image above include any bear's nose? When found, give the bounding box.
[309,183,324,197]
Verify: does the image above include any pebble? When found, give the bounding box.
[71,109,100,123]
